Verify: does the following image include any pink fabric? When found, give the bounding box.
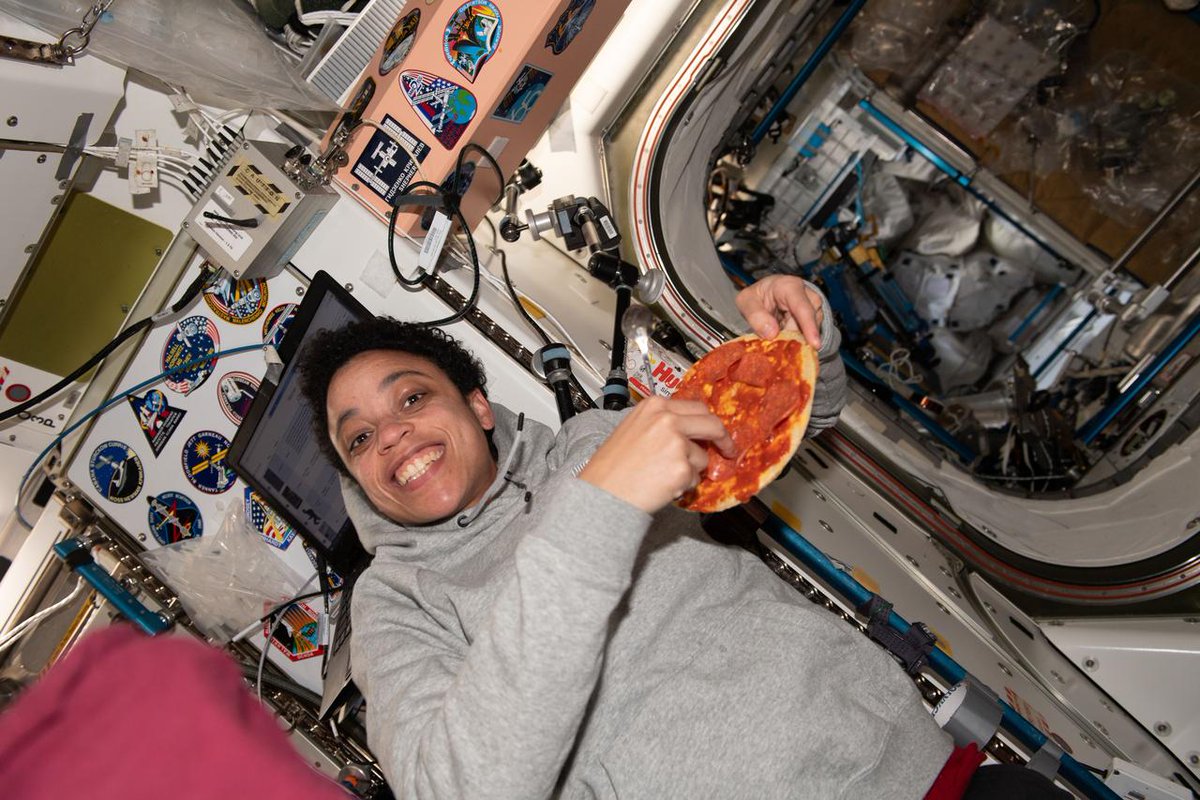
[0,625,349,800]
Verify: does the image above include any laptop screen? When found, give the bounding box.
[228,271,372,576]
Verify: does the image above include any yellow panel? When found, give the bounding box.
[0,193,171,377]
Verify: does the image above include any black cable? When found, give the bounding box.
[388,180,443,287]
[202,211,259,228]
[482,218,595,410]
[483,216,552,347]
[0,266,212,425]
[414,205,482,328]
[456,142,505,207]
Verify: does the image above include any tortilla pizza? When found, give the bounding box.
[672,331,818,512]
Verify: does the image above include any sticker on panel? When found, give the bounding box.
[443,1,502,83]
[147,490,203,545]
[182,430,237,495]
[350,114,431,203]
[546,0,594,55]
[380,9,421,75]
[89,441,144,504]
[127,389,186,457]
[494,64,553,124]
[161,316,220,395]
[400,70,477,149]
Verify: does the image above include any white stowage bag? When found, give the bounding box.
[0,0,338,110]
[983,214,1078,285]
[945,251,1035,332]
[892,250,1034,332]
[862,171,914,246]
[929,328,992,391]
[906,183,987,257]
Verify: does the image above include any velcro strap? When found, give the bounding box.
[857,594,937,675]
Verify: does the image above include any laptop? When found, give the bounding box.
[227,270,372,717]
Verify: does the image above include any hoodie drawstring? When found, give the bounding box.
[457,413,529,527]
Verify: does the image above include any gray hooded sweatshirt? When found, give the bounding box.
[345,317,952,799]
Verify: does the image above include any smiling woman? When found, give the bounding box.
[324,350,497,525]
[297,318,498,526]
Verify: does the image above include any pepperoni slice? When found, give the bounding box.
[696,341,747,378]
[761,383,802,431]
[729,351,773,388]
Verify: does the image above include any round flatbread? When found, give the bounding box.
[672,331,818,512]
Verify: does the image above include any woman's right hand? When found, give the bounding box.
[579,397,734,514]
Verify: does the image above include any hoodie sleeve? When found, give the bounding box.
[805,279,847,435]
[352,414,650,800]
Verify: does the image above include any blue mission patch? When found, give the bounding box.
[181,430,237,495]
[146,490,203,545]
[89,441,144,504]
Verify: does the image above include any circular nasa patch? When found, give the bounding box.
[261,303,298,349]
[244,487,296,549]
[181,430,237,494]
[217,371,260,426]
[161,316,220,394]
[146,490,203,545]
[204,276,269,324]
[89,440,144,504]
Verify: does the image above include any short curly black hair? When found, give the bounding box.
[297,317,488,475]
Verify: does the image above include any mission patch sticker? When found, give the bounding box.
[380,8,420,75]
[245,487,297,550]
[147,491,203,545]
[443,1,502,83]
[127,389,186,456]
[494,64,553,124]
[400,70,477,149]
[88,441,144,504]
[350,114,431,204]
[217,371,259,426]
[546,0,594,55]
[162,316,219,395]
[181,430,237,495]
[204,276,269,324]
[262,303,298,350]
[266,601,325,661]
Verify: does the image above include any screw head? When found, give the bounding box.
[295,286,305,296]
[23,244,34,254]
[36,154,47,164]
[1188,752,1198,766]
[6,116,17,127]
[1083,657,1099,671]
[344,283,354,292]
[1154,721,1172,736]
